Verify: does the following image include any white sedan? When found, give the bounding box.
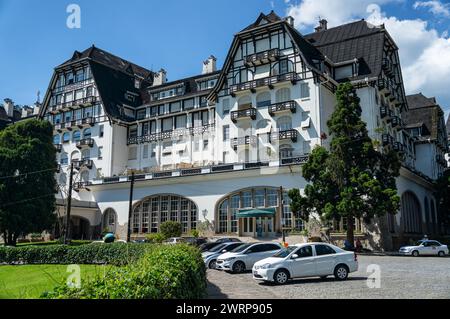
[252,243,358,285]
[216,242,282,273]
[399,240,449,257]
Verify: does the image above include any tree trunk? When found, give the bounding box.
[346,217,355,249]
[6,231,15,247]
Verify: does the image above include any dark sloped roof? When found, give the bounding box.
[304,20,386,80]
[404,93,441,140]
[0,107,8,121]
[446,115,450,137]
[285,23,325,67]
[240,11,282,32]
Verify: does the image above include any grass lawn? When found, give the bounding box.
[0,264,117,299]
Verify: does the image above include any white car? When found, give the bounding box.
[203,242,245,269]
[399,240,449,257]
[216,242,282,273]
[252,243,358,285]
[163,237,186,245]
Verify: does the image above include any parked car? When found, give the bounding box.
[203,242,245,269]
[215,237,242,244]
[163,237,186,245]
[183,237,208,246]
[216,242,282,273]
[252,243,358,285]
[199,242,224,252]
[399,240,449,257]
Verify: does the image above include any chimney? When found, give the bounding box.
[33,102,41,115]
[202,55,217,75]
[152,69,167,86]
[3,98,14,117]
[286,16,295,27]
[315,19,328,32]
[21,105,31,118]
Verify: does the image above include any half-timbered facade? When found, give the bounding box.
[39,12,448,249]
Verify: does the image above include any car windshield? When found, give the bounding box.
[231,243,253,252]
[272,246,297,258]
[416,240,425,246]
[209,244,227,252]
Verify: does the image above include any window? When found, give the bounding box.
[256,92,271,108]
[99,125,104,138]
[53,135,61,144]
[137,109,146,120]
[335,65,353,80]
[64,111,72,123]
[83,128,91,139]
[294,246,313,258]
[170,101,181,113]
[74,109,82,120]
[183,98,194,110]
[86,86,93,97]
[275,88,291,103]
[175,115,187,129]
[303,141,311,154]
[315,245,336,256]
[65,91,73,103]
[279,60,289,74]
[277,116,292,131]
[66,72,74,85]
[75,69,84,82]
[98,146,103,159]
[254,189,265,207]
[54,114,61,124]
[222,98,230,115]
[223,125,230,141]
[72,131,81,142]
[162,117,173,131]
[62,132,70,143]
[300,83,310,99]
[128,146,137,160]
[81,149,90,160]
[280,144,293,159]
[142,145,148,159]
[203,140,209,151]
[150,144,156,158]
[60,153,68,165]
[129,125,138,138]
[75,89,83,100]
[84,106,93,118]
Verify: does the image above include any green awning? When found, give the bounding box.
[236,207,276,218]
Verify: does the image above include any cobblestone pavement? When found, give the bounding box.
[206,255,450,299]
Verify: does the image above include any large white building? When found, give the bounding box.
[39,12,448,250]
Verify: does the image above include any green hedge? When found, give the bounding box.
[0,243,149,266]
[42,244,206,299]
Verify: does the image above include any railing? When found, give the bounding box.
[244,48,281,67]
[73,159,93,170]
[393,142,405,154]
[270,129,298,142]
[230,136,257,149]
[52,96,99,112]
[55,144,62,153]
[268,100,296,115]
[231,108,257,122]
[391,116,402,128]
[382,134,395,146]
[229,72,299,95]
[380,106,390,119]
[76,138,94,149]
[74,181,92,191]
[281,155,310,165]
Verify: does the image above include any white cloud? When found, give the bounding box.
[414,1,450,17]
[286,0,450,113]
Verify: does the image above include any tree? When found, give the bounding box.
[289,82,401,247]
[0,119,57,246]
[159,221,182,238]
[435,170,450,233]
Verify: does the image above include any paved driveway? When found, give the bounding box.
[206,255,450,299]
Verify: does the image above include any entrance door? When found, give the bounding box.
[242,218,254,236]
[255,217,274,237]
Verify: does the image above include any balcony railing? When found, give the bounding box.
[380,106,390,119]
[281,155,310,165]
[244,48,281,67]
[73,158,93,170]
[270,129,298,142]
[231,136,257,150]
[231,108,257,122]
[52,96,99,112]
[55,144,62,153]
[74,181,92,191]
[393,142,405,154]
[382,134,395,146]
[76,138,94,149]
[382,58,395,77]
[268,100,296,116]
[391,116,402,128]
[229,72,298,96]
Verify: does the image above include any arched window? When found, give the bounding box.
[256,119,270,130]
[275,87,291,103]
[271,60,294,75]
[83,128,91,139]
[62,132,70,143]
[279,144,293,159]
[72,130,81,142]
[81,149,90,160]
[71,150,80,163]
[277,116,292,131]
[238,95,252,110]
[132,195,197,234]
[60,153,68,165]
[80,170,90,182]
[103,208,117,233]
[401,192,422,234]
[256,91,271,108]
[53,134,61,144]
[216,187,302,235]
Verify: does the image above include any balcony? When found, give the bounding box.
[382,58,395,77]
[55,144,62,153]
[281,155,310,165]
[231,136,257,150]
[81,117,95,127]
[382,134,395,146]
[244,48,281,67]
[73,159,93,170]
[55,123,63,132]
[391,116,402,128]
[231,108,257,122]
[271,129,298,142]
[380,106,390,119]
[229,72,298,96]
[74,181,92,191]
[393,142,405,154]
[268,101,296,116]
[76,138,94,149]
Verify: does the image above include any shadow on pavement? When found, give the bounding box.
[259,276,368,286]
[206,279,228,299]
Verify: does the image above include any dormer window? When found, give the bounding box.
[134,78,141,89]
[66,72,74,85]
[125,93,135,102]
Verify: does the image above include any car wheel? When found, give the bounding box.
[232,261,245,274]
[334,265,349,281]
[412,250,419,257]
[208,259,217,269]
[438,251,445,257]
[274,269,289,285]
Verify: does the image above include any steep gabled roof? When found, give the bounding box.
[304,20,386,81]
[446,114,450,137]
[240,11,283,32]
[406,93,437,109]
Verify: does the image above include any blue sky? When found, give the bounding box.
[0,0,449,118]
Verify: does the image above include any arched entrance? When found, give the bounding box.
[132,194,198,235]
[400,191,422,234]
[102,208,117,233]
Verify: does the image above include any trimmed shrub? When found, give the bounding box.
[42,244,207,299]
[190,229,199,238]
[0,243,149,266]
[160,221,182,238]
[145,233,166,243]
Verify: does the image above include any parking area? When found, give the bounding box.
[207,255,450,299]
